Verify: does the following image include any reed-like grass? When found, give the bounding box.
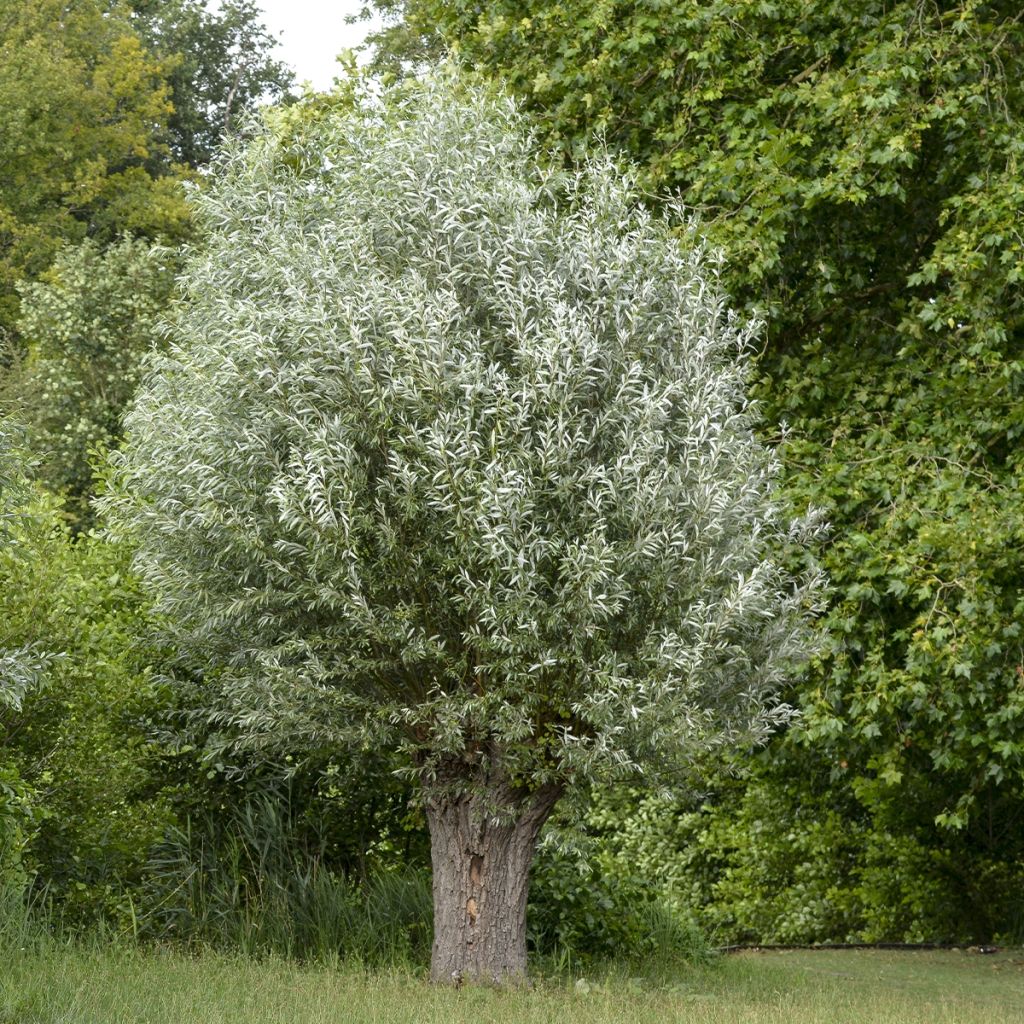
[137,796,432,965]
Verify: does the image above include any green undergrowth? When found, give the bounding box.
[124,795,709,969]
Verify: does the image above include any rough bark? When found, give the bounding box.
[424,776,562,985]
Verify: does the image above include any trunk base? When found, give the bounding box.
[425,780,560,986]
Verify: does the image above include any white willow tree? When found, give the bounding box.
[105,72,824,984]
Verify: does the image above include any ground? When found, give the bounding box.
[1,946,1022,1023]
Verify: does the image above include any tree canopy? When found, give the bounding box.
[0,0,192,333]
[9,237,178,521]
[131,0,294,167]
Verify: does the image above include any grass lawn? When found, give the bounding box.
[1,945,1022,1023]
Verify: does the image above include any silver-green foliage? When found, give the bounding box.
[0,426,49,712]
[106,74,825,788]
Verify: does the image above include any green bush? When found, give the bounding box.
[1,426,48,895]
[0,477,175,922]
[0,764,38,896]
[587,770,1024,946]
[528,838,708,966]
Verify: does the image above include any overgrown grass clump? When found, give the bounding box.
[130,796,430,966]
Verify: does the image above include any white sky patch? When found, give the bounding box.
[211,0,385,93]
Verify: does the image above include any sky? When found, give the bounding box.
[235,1,385,92]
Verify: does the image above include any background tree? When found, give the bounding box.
[4,238,178,524]
[363,1,1024,938]
[0,0,289,522]
[131,0,294,168]
[105,74,824,983]
[0,0,191,335]
[365,0,1024,349]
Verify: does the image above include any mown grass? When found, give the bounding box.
[2,945,1022,1024]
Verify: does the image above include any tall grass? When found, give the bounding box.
[138,796,432,966]
[6,945,1024,1024]
[0,880,49,952]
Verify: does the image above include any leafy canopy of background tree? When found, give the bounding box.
[131,0,294,168]
[1,0,288,518]
[365,0,1024,844]
[104,72,823,982]
[367,0,1023,348]
[0,0,192,334]
[5,238,178,524]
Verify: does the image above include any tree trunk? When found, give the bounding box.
[424,778,561,985]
